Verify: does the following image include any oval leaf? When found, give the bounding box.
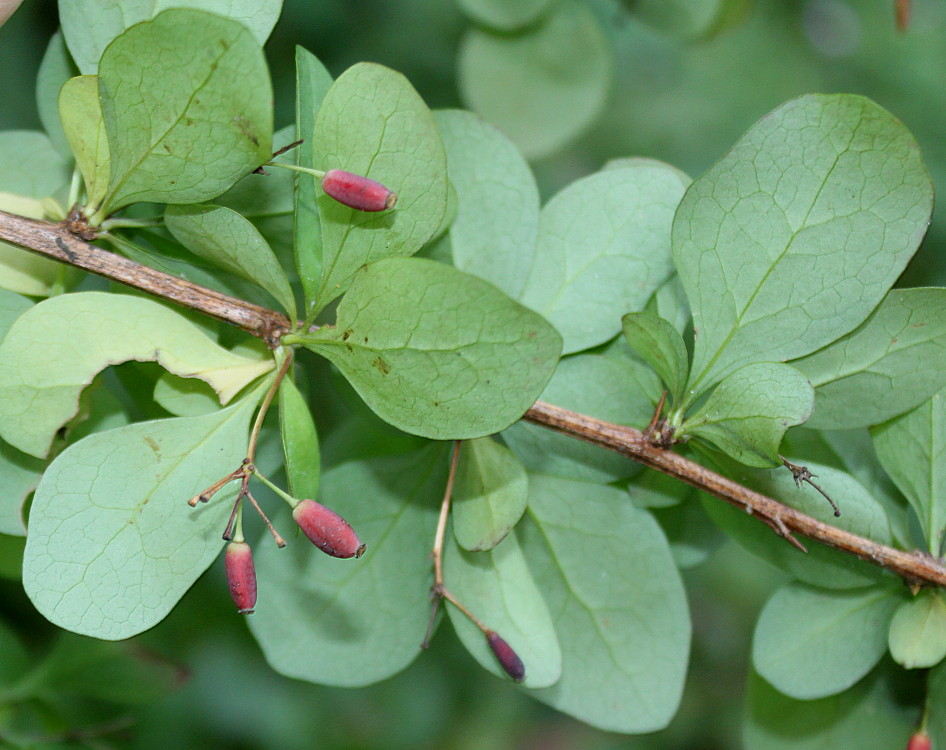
[794,288,946,429]
[60,0,283,75]
[165,204,296,318]
[744,666,915,750]
[313,63,448,309]
[456,0,555,31]
[278,374,320,501]
[295,257,561,440]
[888,590,946,669]
[434,109,539,300]
[622,310,689,405]
[872,388,946,556]
[453,437,528,551]
[0,292,274,457]
[458,0,611,159]
[520,474,691,733]
[293,46,333,308]
[0,131,71,296]
[522,163,687,354]
[98,8,273,212]
[681,362,814,468]
[752,582,900,700]
[445,531,561,687]
[23,395,259,639]
[674,94,934,399]
[59,75,111,208]
[36,31,77,160]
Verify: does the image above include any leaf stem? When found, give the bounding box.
[267,162,326,180]
[100,216,164,231]
[251,468,300,508]
[423,441,465,648]
[247,350,293,464]
[432,440,462,588]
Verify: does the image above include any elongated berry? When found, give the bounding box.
[486,630,525,683]
[225,541,257,614]
[292,498,366,559]
[321,169,397,212]
[907,732,931,750]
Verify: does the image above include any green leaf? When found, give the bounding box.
[522,162,687,354]
[23,394,260,639]
[434,109,539,300]
[153,373,221,417]
[59,0,283,75]
[0,132,71,296]
[622,311,689,405]
[701,457,892,589]
[888,590,946,669]
[456,0,555,31]
[30,634,185,704]
[313,63,448,309]
[680,363,814,468]
[293,46,333,310]
[278,374,320,501]
[249,444,447,686]
[165,204,296,318]
[520,474,690,733]
[793,288,946,429]
[628,0,750,40]
[458,0,612,159]
[0,286,32,336]
[0,292,274,457]
[0,193,64,297]
[36,31,77,160]
[674,94,933,400]
[629,466,693,509]
[453,437,528,551]
[0,130,71,198]
[504,352,658,483]
[445,531,561,687]
[872,388,946,555]
[214,124,296,219]
[799,427,912,549]
[651,497,725,569]
[927,660,946,748]
[58,75,110,209]
[97,9,273,213]
[752,582,900,700]
[295,257,561,440]
[744,666,915,750]
[0,438,42,536]
[645,273,692,336]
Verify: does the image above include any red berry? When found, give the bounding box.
[292,498,366,559]
[486,630,525,683]
[225,541,257,614]
[321,169,397,212]
[908,732,931,750]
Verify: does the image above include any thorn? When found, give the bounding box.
[271,139,303,159]
[644,391,667,438]
[759,512,809,553]
[780,456,841,517]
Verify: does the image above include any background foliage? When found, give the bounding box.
[2,1,946,748]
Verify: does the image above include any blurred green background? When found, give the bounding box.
[0,0,941,747]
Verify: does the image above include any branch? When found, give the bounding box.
[0,210,292,346]
[3,210,945,588]
[522,402,946,586]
